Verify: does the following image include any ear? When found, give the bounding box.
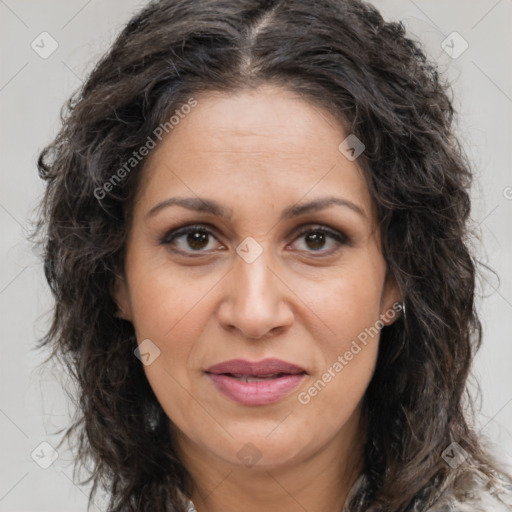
[380,271,402,326]
[112,273,133,322]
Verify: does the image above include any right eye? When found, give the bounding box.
[160,224,224,254]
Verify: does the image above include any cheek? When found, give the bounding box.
[128,259,209,339]
[127,266,213,421]
[125,267,208,408]
[296,286,380,436]
[304,253,385,355]
[295,254,384,413]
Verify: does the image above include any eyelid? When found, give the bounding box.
[159,223,220,248]
[292,223,349,242]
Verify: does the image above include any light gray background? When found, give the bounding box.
[1,1,511,510]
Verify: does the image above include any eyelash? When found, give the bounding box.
[159,223,349,256]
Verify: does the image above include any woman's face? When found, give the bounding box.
[114,83,400,472]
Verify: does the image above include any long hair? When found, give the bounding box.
[30,0,510,510]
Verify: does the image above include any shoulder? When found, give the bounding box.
[344,466,512,512]
[427,466,512,512]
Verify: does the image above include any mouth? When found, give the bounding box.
[205,357,307,377]
[205,358,308,406]
[215,372,306,382]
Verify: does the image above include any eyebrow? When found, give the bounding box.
[145,195,366,221]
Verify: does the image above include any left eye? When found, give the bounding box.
[291,226,348,254]
[161,224,348,255]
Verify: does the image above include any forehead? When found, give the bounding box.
[134,84,376,226]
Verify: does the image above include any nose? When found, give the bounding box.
[216,244,294,340]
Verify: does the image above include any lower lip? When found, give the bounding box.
[207,373,307,406]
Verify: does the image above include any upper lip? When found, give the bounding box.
[205,358,307,376]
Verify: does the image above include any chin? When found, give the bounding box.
[211,432,313,470]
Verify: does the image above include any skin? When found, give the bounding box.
[114,83,401,512]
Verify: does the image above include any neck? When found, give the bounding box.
[173,407,366,512]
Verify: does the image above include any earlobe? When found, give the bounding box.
[112,274,133,321]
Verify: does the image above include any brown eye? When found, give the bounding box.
[290,226,348,255]
[161,225,221,254]
[304,231,328,250]
[183,230,210,250]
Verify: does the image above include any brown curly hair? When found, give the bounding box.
[30,0,510,510]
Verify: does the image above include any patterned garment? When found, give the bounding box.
[180,465,512,511]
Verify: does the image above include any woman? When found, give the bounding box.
[32,0,512,510]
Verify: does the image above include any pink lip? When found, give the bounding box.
[205,358,307,406]
[206,358,306,376]
[207,373,307,405]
